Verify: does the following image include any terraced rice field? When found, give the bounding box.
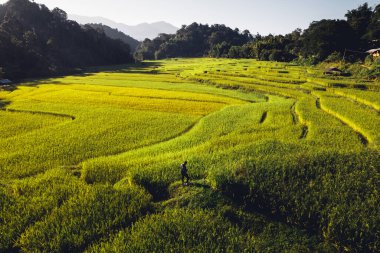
[1,59,379,252]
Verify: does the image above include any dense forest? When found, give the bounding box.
[136,3,380,64]
[134,23,252,60]
[0,0,134,79]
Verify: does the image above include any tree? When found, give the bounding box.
[228,46,243,58]
[345,3,372,40]
[134,39,156,60]
[301,19,357,61]
[209,41,230,58]
[0,0,133,78]
[135,22,252,60]
[365,4,380,46]
[52,7,67,22]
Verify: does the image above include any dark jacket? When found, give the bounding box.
[180,163,187,175]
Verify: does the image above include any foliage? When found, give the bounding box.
[301,19,357,61]
[0,0,133,79]
[365,4,380,44]
[345,3,377,46]
[135,3,380,69]
[135,23,252,60]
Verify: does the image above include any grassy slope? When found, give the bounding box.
[0,58,379,252]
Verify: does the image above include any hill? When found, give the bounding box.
[69,14,179,40]
[0,0,133,79]
[86,23,140,51]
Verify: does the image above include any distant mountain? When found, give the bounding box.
[69,14,178,41]
[86,24,140,51]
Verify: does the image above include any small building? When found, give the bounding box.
[0,79,12,85]
[324,67,343,75]
[366,48,380,58]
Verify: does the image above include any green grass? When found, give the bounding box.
[17,183,151,253]
[0,110,69,139]
[314,91,380,146]
[86,208,318,253]
[0,168,84,251]
[330,88,380,111]
[1,58,379,252]
[0,83,253,179]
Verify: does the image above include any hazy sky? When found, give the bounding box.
[1,0,379,34]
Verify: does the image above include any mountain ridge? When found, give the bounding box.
[86,23,140,52]
[69,14,179,40]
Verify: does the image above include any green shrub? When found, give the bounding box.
[324,52,343,63]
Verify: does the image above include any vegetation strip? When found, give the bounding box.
[0,108,76,120]
[317,100,370,146]
[330,89,380,113]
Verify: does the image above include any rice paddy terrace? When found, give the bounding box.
[0,58,379,252]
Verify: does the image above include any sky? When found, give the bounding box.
[1,0,379,35]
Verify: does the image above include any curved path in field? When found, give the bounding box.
[190,70,373,148]
[0,108,76,120]
[311,93,370,146]
[330,89,380,112]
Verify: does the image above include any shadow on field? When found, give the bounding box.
[0,100,10,109]
[141,181,170,202]
[8,61,164,90]
[219,181,287,223]
[85,61,164,75]
[141,179,212,202]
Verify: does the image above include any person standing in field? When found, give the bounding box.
[180,161,189,185]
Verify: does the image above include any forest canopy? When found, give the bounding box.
[136,3,380,63]
[0,0,134,79]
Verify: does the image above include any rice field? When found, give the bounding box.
[1,58,379,252]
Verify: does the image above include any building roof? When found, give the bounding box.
[0,79,12,84]
[366,48,380,54]
[325,67,342,72]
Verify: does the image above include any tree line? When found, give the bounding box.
[134,23,252,61]
[0,0,379,79]
[0,0,134,79]
[136,3,380,64]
